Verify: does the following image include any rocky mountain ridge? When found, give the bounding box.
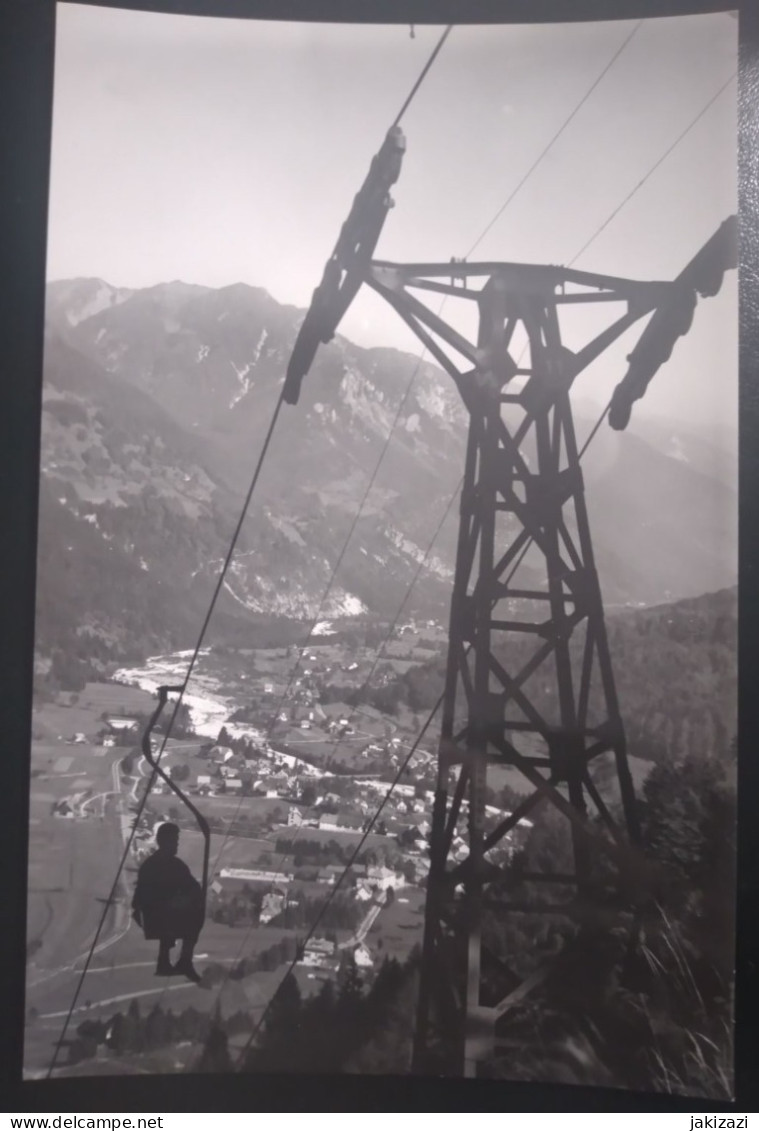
[36,276,738,681]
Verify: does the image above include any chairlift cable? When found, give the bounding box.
[221,46,738,1076]
[291,14,647,805]
[236,27,456,774]
[226,371,618,1070]
[503,70,738,578]
[199,24,457,908]
[52,20,451,1040]
[203,337,454,897]
[392,25,453,129]
[464,20,643,260]
[214,26,672,1058]
[55,25,730,1073]
[45,388,289,1076]
[226,251,668,1059]
[247,13,641,818]
[142,29,457,1020]
[198,474,465,1023]
[569,71,736,266]
[165,362,439,1020]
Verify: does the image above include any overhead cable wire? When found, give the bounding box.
[203,24,458,881]
[231,15,641,816]
[200,473,465,1022]
[215,27,655,1057]
[228,234,671,1065]
[161,346,439,1021]
[203,349,449,891]
[228,345,627,1070]
[508,66,739,569]
[148,28,454,1017]
[464,20,643,260]
[222,48,739,1079]
[188,294,454,1033]
[392,25,454,129]
[99,25,726,1069]
[569,71,737,265]
[46,387,290,1078]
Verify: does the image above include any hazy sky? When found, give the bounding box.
[48,5,737,431]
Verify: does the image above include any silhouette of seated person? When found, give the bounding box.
[132,821,203,982]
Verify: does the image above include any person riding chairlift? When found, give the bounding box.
[131,822,203,983]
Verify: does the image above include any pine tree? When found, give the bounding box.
[196,1004,233,1073]
[246,971,303,1072]
[124,998,144,1052]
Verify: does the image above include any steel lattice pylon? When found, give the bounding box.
[364,258,672,1077]
[280,123,735,1074]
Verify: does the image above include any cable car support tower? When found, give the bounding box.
[283,127,736,1079]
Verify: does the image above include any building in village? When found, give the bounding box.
[219,867,295,885]
[300,936,336,968]
[103,716,140,733]
[209,745,235,763]
[259,891,287,924]
[360,864,407,895]
[354,943,374,969]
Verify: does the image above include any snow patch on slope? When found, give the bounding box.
[340,369,393,436]
[667,435,689,464]
[230,360,253,408]
[386,526,454,581]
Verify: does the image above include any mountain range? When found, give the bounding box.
[35,276,738,678]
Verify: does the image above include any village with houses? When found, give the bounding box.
[24,616,533,1073]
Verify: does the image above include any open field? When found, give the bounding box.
[24,655,655,1078]
[24,904,301,1076]
[274,729,370,766]
[79,682,157,715]
[179,794,291,820]
[160,826,277,879]
[23,682,330,1077]
[27,737,125,970]
[32,682,156,742]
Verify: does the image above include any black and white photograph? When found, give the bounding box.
[23,4,738,1096]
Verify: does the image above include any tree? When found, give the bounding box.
[337,952,363,1013]
[196,1024,233,1073]
[300,782,317,806]
[123,998,144,1052]
[76,1018,106,1044]
[196,1002,233,1072]
[144,1003,170,1050]
[245,970,302,1072]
